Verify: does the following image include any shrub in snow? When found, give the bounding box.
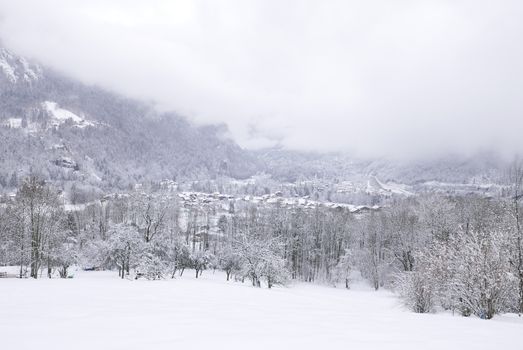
[399,228,516,318]
[55,240,78,278]
[448,230,514,319]
[136,251,167,280]
[396,267,435,313]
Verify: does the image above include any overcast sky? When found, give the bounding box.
[0,0,522,158]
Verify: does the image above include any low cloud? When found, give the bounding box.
[1,0,522,158]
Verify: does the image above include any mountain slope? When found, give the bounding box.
[0,46,259,191]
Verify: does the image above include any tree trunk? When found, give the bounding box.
[59,266,68,278]
[47,255,52,278]
[519,272,523,316]
[19,240,24,279]
[30,236,38,279]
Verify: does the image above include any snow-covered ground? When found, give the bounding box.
[43,101,96,129]
[0,270,521,350]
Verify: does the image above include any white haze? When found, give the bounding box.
[0,0,522,158]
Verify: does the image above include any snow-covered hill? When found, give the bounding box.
[0,270,520,350]
[42,101,98,129]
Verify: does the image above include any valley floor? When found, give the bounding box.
[0,270,521,350]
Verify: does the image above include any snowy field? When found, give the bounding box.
[0,270,521,350]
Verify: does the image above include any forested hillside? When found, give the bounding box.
[0,46,259,193]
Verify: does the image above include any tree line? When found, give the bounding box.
[0,164,522,319]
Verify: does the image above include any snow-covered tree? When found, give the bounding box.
[506,159,523,315]
[191,249,214,278]
[356,212,392,290]
[54,236,78,278]
[217,245,242,281]
[448,229,513,319]
[333,249,353,289]
[107,224,143,278]
[166,238,191,278]
[18,176,63,279]
[261,253,289,288]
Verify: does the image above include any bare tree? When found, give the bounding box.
[18,176,61,279]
